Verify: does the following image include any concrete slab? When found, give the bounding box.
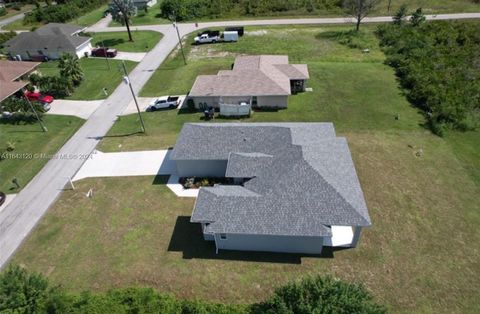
[167,175,199,198]
[73,149,175,181]
[47,100,103,119]
[323,226,354,247]
[0,194,17,213]
[114,52,147,62]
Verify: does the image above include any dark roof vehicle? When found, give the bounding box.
[91,47,117,58]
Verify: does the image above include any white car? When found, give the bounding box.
[147,96,179,111]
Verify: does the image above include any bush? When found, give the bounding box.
[377,17,480,134]
[23,0,107,24]
[0,31,17,46]
[0,7,6,17]
[251,275,386,314]
[30,74,74,98]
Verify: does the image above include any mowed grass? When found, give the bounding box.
[73,5,108,27]
[11,24,480,313]
[109,1,170,26]
[0,115,83,192]
[111,0,480,26]
[91,31,162,52]
[38,58,137,100]
[12,130,480,312]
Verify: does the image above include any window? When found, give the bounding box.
[220,233,227,240]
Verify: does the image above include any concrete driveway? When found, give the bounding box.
[114,52,147,62]
[0,194,16,213]
[46,100,103,119]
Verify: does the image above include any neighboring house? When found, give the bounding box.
[170,123,372,255]
[132,0,157,9]
[188,55,309,110]
[4,23,92,61]
[0,60,40,102]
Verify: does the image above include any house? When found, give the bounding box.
[132,0,157,9]
[188,55,309,110]
[170,123,372,255]
[0,60,40,102]
[4,23,92,61]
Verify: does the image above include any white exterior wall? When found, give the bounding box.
[257,96,288,108]
[76,41,92,58]
[214,233,324,254]
[175,160,228,177]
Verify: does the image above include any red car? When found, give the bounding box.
[91,47,118,58]
[25,91,54,104]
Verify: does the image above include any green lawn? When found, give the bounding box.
[110,1,170,26]
[38,58,137,100]
[91,31,162,52]
[111,0,480,26]
[0,115,83,192]
[3,4,106,30]
[73,4,108,27]
[10,24,480,313]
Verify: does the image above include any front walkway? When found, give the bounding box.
[73,149,198,197]
[47,99,103,119]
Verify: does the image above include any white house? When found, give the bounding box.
[170,123,372,255]
[4,23,92,61]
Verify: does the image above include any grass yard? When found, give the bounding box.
[38,58,137,100]
[0,115,83,192]
[10,24,480,313]
[110,1,170,26]
[91,31,162,52]
[110,0,480,27]
[72,5,108,27]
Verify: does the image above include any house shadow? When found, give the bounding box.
[168,216,343,264]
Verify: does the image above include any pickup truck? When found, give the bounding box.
[91,47,118,58]
[147,96,180,111]
[194,33,220,44]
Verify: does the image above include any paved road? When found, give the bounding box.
[1,12,480,268]
[0,12,26,29]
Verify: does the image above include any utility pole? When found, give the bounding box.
[172,13,187,65]
[121,61,145,133]
[102,40,111,70]
[23,91,47,132]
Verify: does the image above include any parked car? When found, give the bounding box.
[147,96,180,111]
[91,47,117,58]
[194,33,220,44]
[25,91,53,111]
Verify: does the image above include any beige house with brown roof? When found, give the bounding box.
[0,60,40,102]
[188,55,309,110]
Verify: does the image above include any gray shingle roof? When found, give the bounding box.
[5,23,90,53]
[172,123,371,237]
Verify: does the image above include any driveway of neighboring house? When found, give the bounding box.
[114,52,147,62]
[46,100,103,119]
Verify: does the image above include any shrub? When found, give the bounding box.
[0,7,6,17]
[0,31,17,46]
[251,275,386,314]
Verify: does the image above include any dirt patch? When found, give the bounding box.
[247,30,268,36]
[189,45,239,61]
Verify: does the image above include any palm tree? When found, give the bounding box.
[59,53,84,86]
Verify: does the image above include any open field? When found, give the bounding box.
[10,23,480,313]
[111,0,480,26]
[38,58,137,100]
[0,115,84,192]
[91,31,163,52]
[110,1,171,26]
[3,4,106,30]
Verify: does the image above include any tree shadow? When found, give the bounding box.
[168,216,345,264]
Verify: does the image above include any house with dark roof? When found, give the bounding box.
[188,55,309,110]
[4,23,92,61]
[0,60,40,102]
[170,123,371,255]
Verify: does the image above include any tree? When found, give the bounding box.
[58,53,83,86]
[0,265,49,312]
[410,8,426,27]
[392,4,408,25]
[251,275,386,314]
[110,0,137,42]
[343,0,378,31]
